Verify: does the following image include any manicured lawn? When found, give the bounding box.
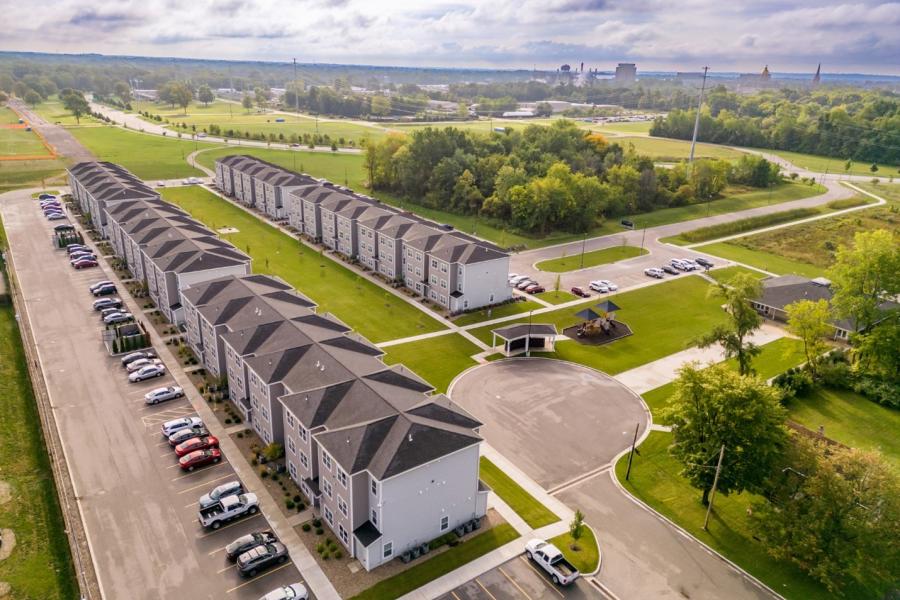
[0,127,52,157]
[350,523,519,600]
[535,290,578,305]
[471,275,728,375]
[0,294,78,598]
[695,242,825,278]
[641,337,807,416]
[0,158,68,193]
[31,96,99,126]
[615,431,858,600]
[382,334,480,393]
[0,106,22,124]
[535,245,647,272]
[706,265,768,283]
[549,526,600,573]
[787,387,900,470]
[160,186,445,342]
[768,149,897,178]
[452,299,542,327]
[68,126,221,179]
[479,457,559,529]
[618,136,745,161]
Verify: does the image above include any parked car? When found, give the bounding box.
[175,435,220,457]
[225,530,278,561]
[620,219,635,229]
[121,349,155,366]
[597,279,618,291]
[200,480,245,511]
[526,285,545,294]
[126,357,162,373]
[509,275,530,286]
[681,258,700,270]
[237,541,288,577]
[38,193,56,200]
[72,258,98,269]
[92,284,117,297]
[67,244,89,254]
[507,273,519,281]
[129,363,166,382]
[670,259,690,271]
[589,280,609,293]
[157,181,167,187]
[93,297,123,311]
[103,311,133,324]
[644,267,665,279]
[570,286,590,298]
[516,279,535,290]
[661,264,679,275]
[162,416,203,437]
[53,224,75,232]
[168,425,209,446]
[70,253,96,263]
[179,448,222,471]
[694,257,714,268]
[524,539,580,586]
[199,493,259,530]
[144,385,184,405]
[89,280,114,292]
[258,583,308,600]
[47,213,67,221]
[99,307,123,319]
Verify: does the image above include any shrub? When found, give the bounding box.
[251,458,258,466]
[316,543,325,553]
[260,470,269,479]
[679,208,820,243]
[312,518,322,528]
[322,552,330,560]
[826,197,868,210]
[262,443,284,461]
[853,377,900,409]
[286,500,295,510]
[315,528,324,535]
[293,494,301,503]
[224,418,232,424]
[302,523,311,532]
[297,503,305,511]
[773,367,814,401]
[334,550,343,559]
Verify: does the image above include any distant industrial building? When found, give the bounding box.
[614,63,637,84]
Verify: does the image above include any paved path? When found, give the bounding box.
[613,323,786,394]
[9,98,95,162]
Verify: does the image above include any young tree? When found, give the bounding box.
[754,439,900,593]
[197,85,214,107]
[568,509,585,550]
[242,95,253,112]
[785,299,832,376]
[171,82,193,114]
[828,229,899,332]
[660,363,787,505]
[696,273,763,375]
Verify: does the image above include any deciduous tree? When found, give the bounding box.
[785,299,832,376]
[242,94,253,112]
[197,85,214,107]
[696,273,762,375]
[828,229,899,332]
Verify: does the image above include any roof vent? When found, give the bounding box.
[408,433,413,443]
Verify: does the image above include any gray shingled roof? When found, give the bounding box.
[492,323,557,340]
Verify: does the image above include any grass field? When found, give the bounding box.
[382,334,480,393]
[469,275,728,375]
[549,526,600,573]
[350,523,519,600]
[618,136,745,161]
[0,275,78,598]
[160,186,445,342]
[30,96,98,126]
[695,242,826,278]
[479,457,559,529]
[0,158,68,193]
[787,387,900,470]
[0,124,52,158]
[69,126,220,179]
[768,149,898,178]
[855,181,900,202]
[706,265,768,283]
[0,106,22,124]
[536,245,647,272]
[640,337,807,415]
[535,290,578,305]
[615,431,858,600]
[452,299,543,326]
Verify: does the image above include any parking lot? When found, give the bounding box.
[0,190,310,599]
[439,555,599,600]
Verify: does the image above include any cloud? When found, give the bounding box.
[68,8,141,31]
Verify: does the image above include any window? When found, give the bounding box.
[441,263,447,273]
[324,479,333,499]
[338,496,348,517]
[416,252,423,261]
[440,280,447,289]
[337,468,348,487]
[383,541,393,559]
[371,480,378,495]
[371,508,378,526]
[287,437,296,455]
[287,412,295,428]
[431,259,437,268]
[324,506,334,525]
[430,275,437,284]
[339,524,349,545]
[441,516,449,531]
[323,452,332,471]
[300,451,309,469]
[415,267,422,277]
[298,425,308,442]
[289,462,297,480]
[407,249,413,258]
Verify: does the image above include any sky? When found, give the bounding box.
[1,0,899,75]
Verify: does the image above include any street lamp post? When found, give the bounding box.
[580,231,587,269]
[526,310,534,357]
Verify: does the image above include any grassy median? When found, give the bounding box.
[535,245,647,273]
[479,457,559,529]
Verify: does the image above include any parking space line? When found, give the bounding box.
[207,543,229,556]
[138,400,190,412]
[170,461,227,482]
[498,566,533,600]
[476,578,499,600]
[225,563,294,594]
[176,473,233,494]
[216,563,237,574]
[196,513,262,539]
[159,451,175,458]
[451,592,463,600]
[517,557,564,599]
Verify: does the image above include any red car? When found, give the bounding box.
[525,284,545,294]
[178,448,222,471]
[72,258,98,269]
[175,435,220,457]
[571,286,590,298]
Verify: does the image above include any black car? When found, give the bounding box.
[661,264,679,275]
[92,284,117,297]
[121,350,156,367]
[237,542,289,577]
[694,257,714,268]
[226,531,278,561]
[620,219,635,229]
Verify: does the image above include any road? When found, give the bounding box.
[439,555,597,600]
[9,98,95,162]
[0,191,309,600]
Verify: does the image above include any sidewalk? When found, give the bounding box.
[613,323,786,394]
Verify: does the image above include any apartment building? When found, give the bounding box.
[67,161,160,238]
[214,155,315,219]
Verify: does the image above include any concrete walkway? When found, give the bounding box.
[613,323,787,394]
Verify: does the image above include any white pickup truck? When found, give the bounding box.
[198,493,259,530]
[524,539,581,586]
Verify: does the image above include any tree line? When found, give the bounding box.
[650,86,900,167]
[365,121,782,238]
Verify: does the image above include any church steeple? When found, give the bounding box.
[812,63,821,86]
[761,65,771,79]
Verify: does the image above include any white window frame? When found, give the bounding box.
[338,496,348,517]
[325,506,334,525]
[323,452,332,471]
[440,515,449,531]
[383,541,393,559]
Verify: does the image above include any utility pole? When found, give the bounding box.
[293,58,299,119]
[526,310,534,357]
[580,232,587,269]
[688,66,709,166]
[703,444,726,530]
[625,422,640,480]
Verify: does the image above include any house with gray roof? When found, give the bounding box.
[67,162,160,238]
[215,155,316,218]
